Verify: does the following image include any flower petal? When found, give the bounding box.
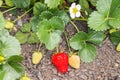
[76,12,81,17]
[71,3,76,7]
[70,13,75,19]
[76,4,81,10]
[69,7,73,13]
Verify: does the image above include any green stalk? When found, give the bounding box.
[56,46,59,53]
[13,7,33,23]
[64,31,72,53]
[38,43,42,52]
[0,6,10,8]
[71,18,87,21]
[70,20,80,32]
[2,7,16,14]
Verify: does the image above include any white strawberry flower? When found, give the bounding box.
[69,3,81,19]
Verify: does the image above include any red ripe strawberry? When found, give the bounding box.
[52,52,68,73]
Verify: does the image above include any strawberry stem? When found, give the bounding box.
[13,7,33,23]
[56,45,59,53]
[64,31,72,53]
[70,20,80,32]
[38,43,42,52]
[71,18,87,21]
[2,7,16,14]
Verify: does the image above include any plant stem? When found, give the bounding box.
[56,46,59,53]
[2,7,16,14]
[71,18,87,21]
[38,43,42,52]
[70,20,80,32]
[64,31,72,53]
[13,7,33,23]
[0,6,10,8]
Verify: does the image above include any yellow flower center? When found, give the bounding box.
[72,7,78,14]
[0,56,5,63]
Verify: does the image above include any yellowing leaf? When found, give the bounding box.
[116,43,120,52]
[32,51,43,64]
[69,54,80,69]
[0,55,5,63]
[5,0,14,7]
[109,28,117,33]
[5,20,14,29]
[0,0,3,7]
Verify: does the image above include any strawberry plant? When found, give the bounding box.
[0,29,24,80]
[0,0,120,77]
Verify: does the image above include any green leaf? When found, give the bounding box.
[79,44,97,63]
[27,32,39,44]
[109,0,120,15]
[96,0,120,14]
[88,11,109,31]
[79,0,89,10]
[68,0,76,2]
[49,9,69,25]
[55,10,69,25]
[37,17,64,50]
[50,16,64,31]
[96,0,112,15]
[15,31,29,44]
[87,31,105,45]
[30,0,36,5]
[0,29,21,57]
[110,31,120,45]
[8,55,24,63]
[70,32,87,50]
[5,0,14,7]
[12,0,30,8]
[109,8,120,29]
[45,32,61,50]
[30,16,41,32]
[33,2,47,15]
[0,70,6,80]
[0,40,6,53]
[0,14,6,30]
[2,63,24,80]
[88,0,97,6]
[45,0,61,8]
[20,23,31,32]
[88,0,120,31]
[40,11,54,20]
[0,0,3,7]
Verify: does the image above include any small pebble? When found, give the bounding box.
[114,63,119,67]
[52,78,57,80]
[17,19,23,26]
[80,75,87,80]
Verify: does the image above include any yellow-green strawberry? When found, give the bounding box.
[32,51,43,64]
[116,43,120,52]
[5,20,14,29]
[20,74,30,80]
[69,54,80,69]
